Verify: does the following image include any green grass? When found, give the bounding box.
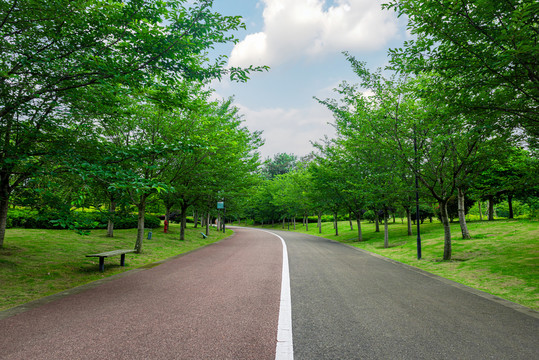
[249,218,539,311]
[0,223,230,312]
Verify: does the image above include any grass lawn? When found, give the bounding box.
[0,223,230,312]
[252,218,539,311]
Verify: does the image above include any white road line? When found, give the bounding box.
[259,229,294,360]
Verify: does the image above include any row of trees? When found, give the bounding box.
[237,0,539,261]
[0,0,267,251]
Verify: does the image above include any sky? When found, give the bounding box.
[209,0,410,160]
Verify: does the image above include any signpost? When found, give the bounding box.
[217,201,225,233]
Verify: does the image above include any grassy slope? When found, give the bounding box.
[255,218,538,311]
[0,223,230,311]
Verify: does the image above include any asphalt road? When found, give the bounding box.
[1,227,538,360]
[276,230,539,360]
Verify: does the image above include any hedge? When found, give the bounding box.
[6,209,161,230]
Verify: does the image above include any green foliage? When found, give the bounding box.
[496,200,530,218]
[6,209,160,231]
[262,153,298,179]
[384,0,539,136]
[411,205,436,224]
[362,210,376,222]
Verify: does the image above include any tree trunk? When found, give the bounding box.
[134,199,147,253]
[305,214,309,231]
[180,205,188,241]
[318,211,322,234]
[478,201,483,221]
[349,212,353,231]
[205,212,210,236]
[384,211,389,249]
[194,210,199,228]
[282,218,285,229]
[356,212,363,241]
[334,212,338,236]
[165,206,171,223]
[0,191,9,248]
[457,188,471,239]
[293,216,296,230]
[487,195,494,221]
[406,207,412,236]
[107,200,116,238]
[439,200,452,261]
[508,194,514,219]
[374,211,380,232]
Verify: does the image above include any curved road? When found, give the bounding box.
[1,227,538,359]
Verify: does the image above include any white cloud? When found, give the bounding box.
[236,103,336,159]
[229,0,398,67]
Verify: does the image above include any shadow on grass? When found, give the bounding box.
[375,241,407,249]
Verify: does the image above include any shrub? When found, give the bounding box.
[496,200,530,218]
[6,208,161,230]
[363,210,375,222]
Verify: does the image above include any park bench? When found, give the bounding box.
[86,249,137,272]
[200,232,207,239]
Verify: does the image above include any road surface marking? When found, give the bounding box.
[259,230,294,360]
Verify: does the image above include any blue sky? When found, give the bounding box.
[209,0,409,160]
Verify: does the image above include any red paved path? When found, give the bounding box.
[0,228,282,359]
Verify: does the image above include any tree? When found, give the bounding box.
[384,0,539,136]
[310,142,369,241]
[262,153,298,179]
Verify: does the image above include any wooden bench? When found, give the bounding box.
[86,249,136,272]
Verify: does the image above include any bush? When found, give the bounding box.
[496,200,530,218]
[363,210,375,222]
[6,208,161,230]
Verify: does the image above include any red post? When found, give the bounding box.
[164,220,168,233]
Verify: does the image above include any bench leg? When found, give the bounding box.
[99,257,105,272]
[120,253,126,266]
